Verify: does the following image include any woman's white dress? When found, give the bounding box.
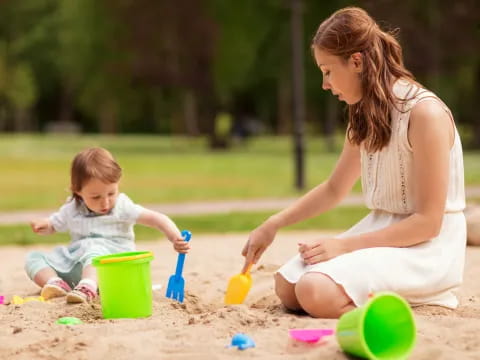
[277,80,466,308]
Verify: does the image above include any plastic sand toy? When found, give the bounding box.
[93,250,154,319]
[12,295,45,305]
[166,230,192,303]
[56,317,83,325]
[224,264,253,305]
[289,328,334,343]
[229,333,255,350]
[336,292,416,360]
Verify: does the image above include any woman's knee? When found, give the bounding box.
[274,273,301,310]
[295,272,353,318]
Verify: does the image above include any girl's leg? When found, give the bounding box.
[66,265,98,303]
[33,267,58,287]
[81,264,97,282]
[274,273,302,311]
[25,251,71,299]
[34,268,72,300]
[295,272,355,318]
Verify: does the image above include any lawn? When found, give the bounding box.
[2,134,480,212]
[0,134,342,211]
[1,134,479,246]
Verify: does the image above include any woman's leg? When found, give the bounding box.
[274,273,302,311]
[295,272,355,318]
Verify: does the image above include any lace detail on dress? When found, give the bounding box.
[397,112,408,212]
[365,151,375,205]
[367,153,374,189]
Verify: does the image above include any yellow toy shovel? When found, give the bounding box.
[224,264,253,305]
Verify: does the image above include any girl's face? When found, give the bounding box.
[76,178,119,215]
[313,47,363,104]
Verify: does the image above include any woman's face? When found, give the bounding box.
[313,47,363,104]
[76,178,119,215]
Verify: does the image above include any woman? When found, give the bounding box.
[241,7,466,318]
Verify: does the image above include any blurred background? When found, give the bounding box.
[0,0,479,244]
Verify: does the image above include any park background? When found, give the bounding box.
[1,1,480,359]
[0,0,479,242]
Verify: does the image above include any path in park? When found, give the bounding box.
[1,186,479,225]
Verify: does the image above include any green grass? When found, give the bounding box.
[0,134,344,211]
[1,134,479,212]
[0,206,370,246]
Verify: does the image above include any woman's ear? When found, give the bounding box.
[351,52,363,73]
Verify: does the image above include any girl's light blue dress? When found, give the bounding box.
[25,193,144,285]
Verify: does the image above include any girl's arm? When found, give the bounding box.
[343,100,454,251]
[266,133,361,230]
[136,209,189,253]
[30,218,56,235]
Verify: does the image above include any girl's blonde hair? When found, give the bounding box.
[312,7,418,152]
[70,147,122,204]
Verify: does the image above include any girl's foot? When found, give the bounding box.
[41,278,72,300]
[66,281,97,304]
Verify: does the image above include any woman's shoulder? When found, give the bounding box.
[393,79,452,116]
[392,78,426,103]
[408,98,454,149]
[410,100,451,125]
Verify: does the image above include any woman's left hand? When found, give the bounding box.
[298,237,347,265]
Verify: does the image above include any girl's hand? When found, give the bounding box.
[298,237,347,265]
[30,219,53,235]
[241,220,278,273]
[169,234,191,254]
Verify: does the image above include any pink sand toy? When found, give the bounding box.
[0,295,4,305]
[289,328,334,343]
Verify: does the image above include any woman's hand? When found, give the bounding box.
[241,219,278,273]
[298,237,348,265]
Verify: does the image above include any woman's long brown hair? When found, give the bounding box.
[312,7,418,152]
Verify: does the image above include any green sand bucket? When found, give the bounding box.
[92,251,154,319]
[336,292,416,360]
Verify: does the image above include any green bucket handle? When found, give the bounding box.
[99,251,154,264]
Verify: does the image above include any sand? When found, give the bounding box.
[1,231,480,359]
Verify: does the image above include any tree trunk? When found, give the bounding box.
[277,75,291,135]
[183,90,199,136]
[472,62,480,148]
[58,85,74,124]
[99,99,117,133]
[13,108,31,132]
[291,0,305,190]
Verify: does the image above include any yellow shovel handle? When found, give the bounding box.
[99,252,153,264]
[243,263,253,275]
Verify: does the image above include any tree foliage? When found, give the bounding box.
[0,0,478,146]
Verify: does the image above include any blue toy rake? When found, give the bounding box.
[165,230,191,303]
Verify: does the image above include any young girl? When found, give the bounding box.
[241,7,466,318]
[26,147,190,303]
